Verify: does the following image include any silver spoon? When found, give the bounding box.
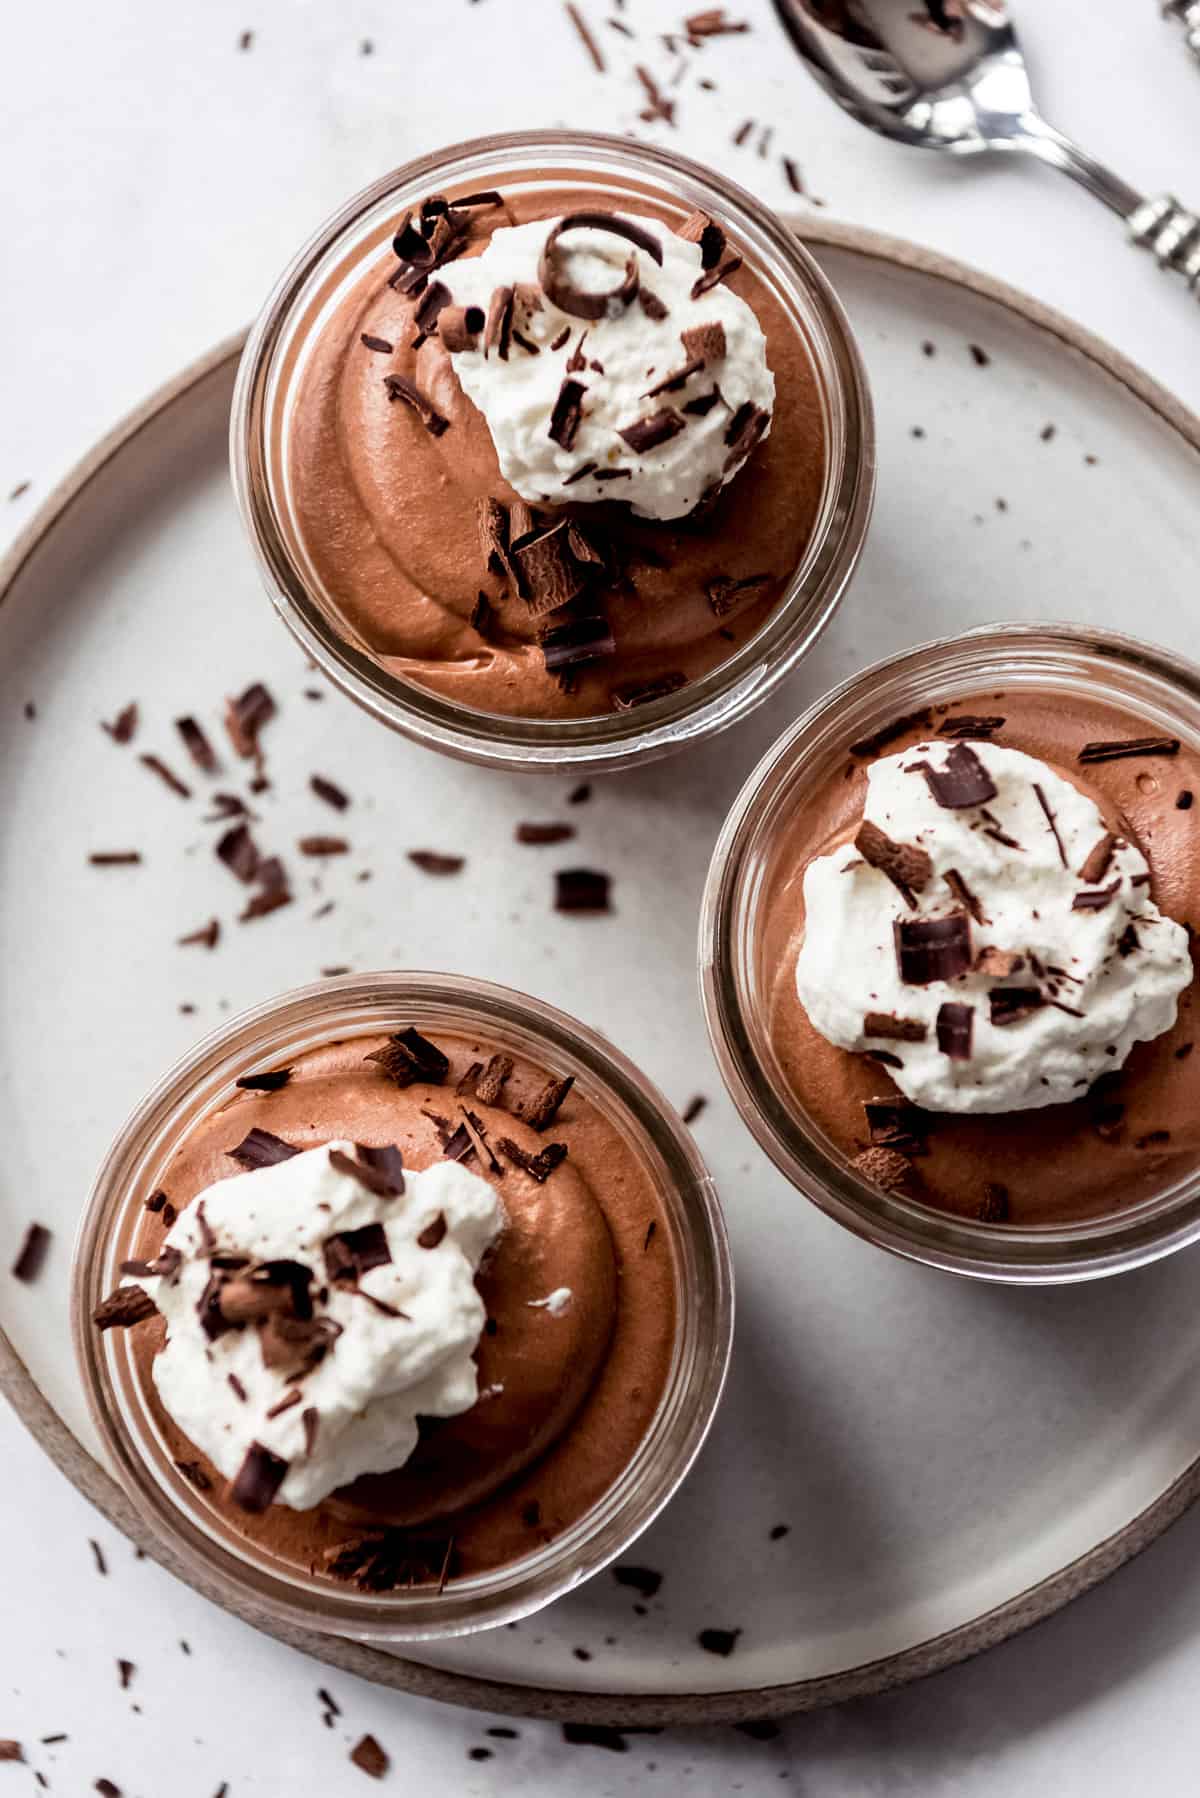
[772,0,1200,291]
[1162,0,1200,68]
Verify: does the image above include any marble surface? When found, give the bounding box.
[4,0,1200,1790]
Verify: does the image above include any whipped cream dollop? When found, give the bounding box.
[126,1142,504,1510]
[796,738,1193,1114]
[441,211,774,520]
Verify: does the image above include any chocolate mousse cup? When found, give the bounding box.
[701,624,1200,1284]
[73,973,731,1641]
[231,131,873,774]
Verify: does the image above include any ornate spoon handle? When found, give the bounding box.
[1162,1,1200,66]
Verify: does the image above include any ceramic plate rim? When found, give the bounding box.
[4,218,1200,1726]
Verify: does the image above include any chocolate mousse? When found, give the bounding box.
[764,696,1200,1224]
[285,185,826,718]
[92,1027,675,1584]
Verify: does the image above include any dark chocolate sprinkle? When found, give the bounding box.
[549,378,587,450]
[863,1013,927,1042]
[408,850,465,876]
[324,1222,392,1286]
[855,819,932,907]
[611,671,687,709]
[894,913,972,985]
[230,1442,289,1513]
[937,714,1005,740]
[228,1128,300,1170]
[235,1067,292,1092]
[1033,783,1067,867]
[612,1565,663,1598]
[1078,833,1117,885]
[915,742,997,808]
[383,373,449,436]
[360,333,394,354]
[944,868,985,925]
[698,1628,742,1657]
[1072,879,1121,912]
[936,1002,973,1060]
[541,614,616,673]
[366,1027,450,1087]
[618,408,686,454]
[863,1098,929,1154]
[517,821,576,845]
[988,987,1044,1025]
[1078,736,1180,764]
[310,774,350,811]
[101,702,138,744]
[11,1223,51,1284]
[93,1285,157,1330]
[417,1213,448,1250]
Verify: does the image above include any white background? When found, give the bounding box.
[4,0,1200,1790]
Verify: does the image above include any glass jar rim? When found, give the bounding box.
[700,620,1200,1284]
[72,971,733,1640]
[230,129,875,773]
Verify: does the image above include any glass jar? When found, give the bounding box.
[700,622,1200,1283]
[73,972,732,1641]
[230,130,874,774]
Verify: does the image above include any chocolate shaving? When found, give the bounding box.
[230,1442,289,1514]
[174,1458,212,1492]
[722,403,768,470]
[360,333,394,354]
[683,387,723,418]
[259,1310,341,1374]
[938,715,1005,740]
[224,682,275,760]
[554,868,611,913]
[324,1222,392,1285]
[408,850,465,875]
[512,519,587,614]
[850,709,933,758]
[265,1388,302,1420]
[477,496,510,575]
[88,850,142,866]
[216,822,261,882]
[565,0,605,70]
[1118,922,1140,957]
[366,1027,450,1087]
[458,1106,503,1173]
[228,1128,299,1170]
[549,378,587,450]
[618,407,686,454]
[175,716,218,772]
[498,1137,569,1183]
[915,742,997,808]
[519,1075,575,1131]
[1072,879,1121,912]
[236,1068,292,1095]
[943,868,985,924]
[1078,833,1117,884]
[850,1147,921,1197]
[302,1407,319,1456]
[298,834,349,857]
[705,572,770,616]
[516,822,576,846]
[11,1223,51,1284]
[417,1213,448,1250]
[988,987,1044,1025]
[855,819,932,906]
[638,287,669,322]
[512,329,540,356]
[562,461,596,488]
[611,671,687,709]
[439,303,485,352]
[681,320,726,362]
[119,1247,181,1282]
[356,1143,406,1195]
[541,613,615,673]
[1033,783,1067,867]
[894,913,972,984]
[691,255,742,299]
[483,284,514,360]
[936,1002,973,1060]
[178,917,220,950]
[383,373,449,436]
[594,467,632,481]
[863,1013,926,1042]
[101,701,138,744]
[1078,736,1180,764]
[412,279,452,337]
[474,1053,514,1104]
[863,1098,930,1154]
[642,356,705,399]
[676,209,726,269]
[539,212,663,324]
[139,753,191,799]
[93,1284,157,1330]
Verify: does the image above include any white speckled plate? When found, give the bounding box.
[4,222,1200,1725]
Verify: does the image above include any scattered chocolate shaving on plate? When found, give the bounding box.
[698,1627,742,1657]
[564,0,605,70]
[384,373,449,436]
[915,742,997,808]
[88,851,142,866]
[863,1013,926,1042]
[611,671,687,708]
[93,1285,157,1330]
[936,1002,973,1060]
[228,1128,299,1170]
[11,1223,51,1284]
[224,681,275,759]
[216,822,261,882]
[516,822,576,845]
[175,715,218,772]
[299,835,350,857]
[685,7,749,38]
[90,1539,108,1575]
[978,1183,1010,1223]
[549,378,587,450]
[988,987,1044,1025]
[854,819,932,906]
[102,702,138,744]
[619,407,686,454]
[635,62,676,124]
[408,850,465,876]
[366,1027,450,1087]
[117,1658,135,1690]
[1078,833,1117,884]
[555,868,611,913]
[1078,736,1180,764]
[969,343,990,367]
[309,774,350,811]
[937,715,1005,739]
[1072,879,1121,912]
[176,916,220,952]
[1033,783,1067,867]
[894,912,972,984]
[231,1442,289,1513]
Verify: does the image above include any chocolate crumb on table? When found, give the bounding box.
[101,701,138,744]
[408,850,465,876]
[562,1723,629,1753]
[517,822,577,845]
[349,1733,391,1778]
[11,1222,51,1284]
[88,850,143,866]
[554,868,612,913]
[698,1625,742,1656]
[683,1095,707,1124]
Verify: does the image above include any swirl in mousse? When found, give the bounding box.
[286,188,826,717]
[766,707,1199,1223]
[91,1028,676,1584]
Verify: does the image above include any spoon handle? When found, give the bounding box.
[1162,1,1200,66]
[1021,118,1200,293]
